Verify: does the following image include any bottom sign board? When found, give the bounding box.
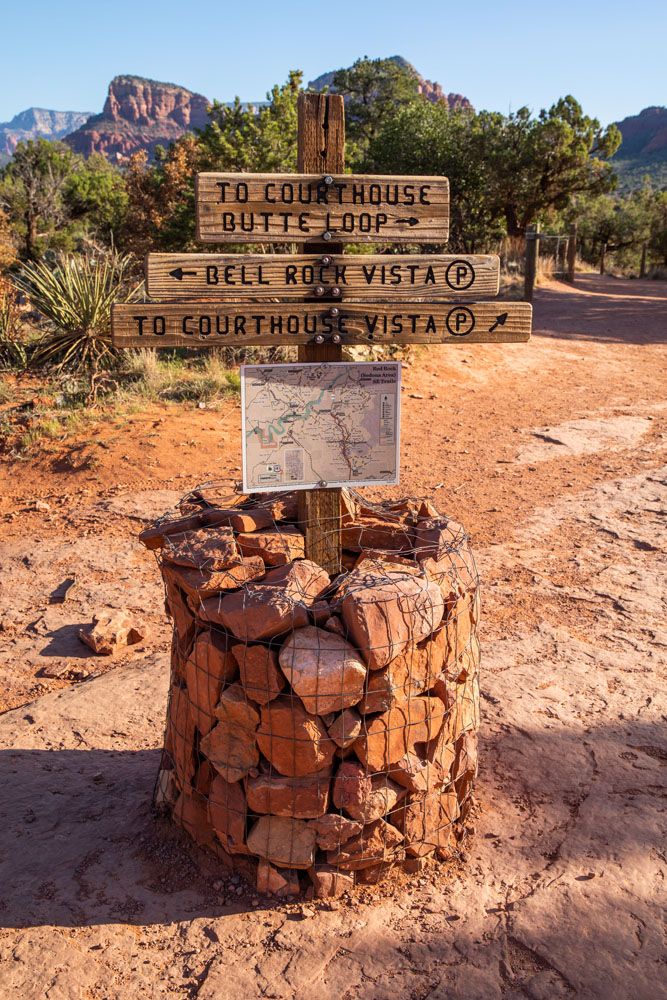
[112,301,532,348]
[241,362,401,492]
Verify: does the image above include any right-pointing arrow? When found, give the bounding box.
[488,312,508,333]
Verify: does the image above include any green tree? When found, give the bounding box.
[0,139,78,258]
[64,154,128,243]
[330,57,421,168]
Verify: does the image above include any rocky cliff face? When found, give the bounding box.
[64,75,210,160]
[0,108,92,158]
[611,106,667,190]
[308,56,473,113]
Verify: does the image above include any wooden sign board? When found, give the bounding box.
[146,253,499,301]
[112,301,531,348]
[195,173,449,244]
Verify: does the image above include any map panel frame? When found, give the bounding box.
[240,362,401,493]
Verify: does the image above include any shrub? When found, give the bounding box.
[16,251,141,371]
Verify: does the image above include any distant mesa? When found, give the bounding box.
[63,74,211,161]
[611,106,667,190]
[0,107,92,160]
[308,55,474,113]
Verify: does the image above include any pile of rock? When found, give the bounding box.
[143,488,480,898]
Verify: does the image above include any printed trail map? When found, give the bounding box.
[240,362,401,492]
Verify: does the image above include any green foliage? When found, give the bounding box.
[15,251,141,370]
[330,57,421,168]
[64,154,128,240]
[368,95,621,244]
[0,276,27,369]
[575,183,667,272]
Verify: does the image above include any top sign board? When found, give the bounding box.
[196,173,450,244]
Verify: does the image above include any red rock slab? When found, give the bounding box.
[279,626,367,715]
[246,770,331,819]
[184,631,238,736]
[225,508,276,533]
[200,684,259,782]
[256,696,336,777]
[413,516,467,560]
[327,708,363,748]
[165,683,196,789]
[256,860,300,896]
[341,574,445,671]
[208,774,248,855]
[231,642,284,705]
[237,526,305,566]
[452,730,479,784]
[162,569,197,646]
[326,819,404,871]
[199,560,329,642]
[388,752,435,794]
[309,814,363,851]
[162,525,242,572]
[172,789,217,849]
[78,612,144,656]
[353,696,446,771]
[309,866,355,898]
[246,816,317,869]
[419,545,479,598]
[342,518,414,554]
[332,760,405,823]
[395,788,460,857]
[164,557,266,608]
[357,656,410,715]
[139,507,237,550]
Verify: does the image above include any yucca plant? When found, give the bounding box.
[0,277,27,370]
[16,252,142,371]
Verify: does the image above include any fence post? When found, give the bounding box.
[567,223,577,283]
[524,223,539,302]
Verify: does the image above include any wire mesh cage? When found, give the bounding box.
[142,484,480,898]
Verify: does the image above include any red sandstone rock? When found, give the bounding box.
[326,819,404,870]
[279,626,367,715]
[309,866,354,898]
[309,600,331,625]
[208,774,248,855]
[256,696,336,777]
[231,643,284,705]
[396,788,460,856]
[309,813,363,851]
[165,683,195,788]
[225,508,275,532]
[256,860,300,896]
[340,574,445,670]
[332,761,405,823]
[200,684,259,782]
[327,707,363,748]
[173,789,216,849]
[246,770,331,819]
[162,525,242,572]
[199,560,329,642]
[323,615,346,637]
[185,631,237,735]
[389,752,434,793]
[165,558,265,608]
[342,517,414,553]
[162,570,197,646]
[237,526,305,566]
[78,611,144,655]
[353,696,446,771]
[247,816,317,869]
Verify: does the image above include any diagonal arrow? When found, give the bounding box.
[488,312,508,333]
[394,217,419,226]
[169,267,197,281]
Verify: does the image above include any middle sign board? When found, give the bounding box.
[195,173,450,243]
[146,253,500,301]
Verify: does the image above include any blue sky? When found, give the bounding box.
[1,0,665,126]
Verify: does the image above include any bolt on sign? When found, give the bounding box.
[195,173,450,243]
[111,92,532,572]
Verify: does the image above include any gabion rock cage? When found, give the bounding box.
[143,485,480,898]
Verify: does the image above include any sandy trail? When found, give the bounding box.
[0,274,665,998]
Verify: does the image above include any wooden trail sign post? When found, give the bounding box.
[112,92,531,574]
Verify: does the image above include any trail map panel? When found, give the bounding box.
[146,253,499,301]
[241,362,401,492]
[112,301,532,347]
[196,173,449,244]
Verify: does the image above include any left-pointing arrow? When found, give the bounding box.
[169,267,197,281]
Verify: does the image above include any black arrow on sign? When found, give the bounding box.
[488,312,508,333]
[169,267,197,281]
[394,217,419,226]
